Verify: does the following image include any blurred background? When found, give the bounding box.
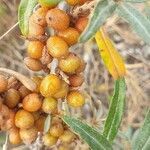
[0,0,149,149]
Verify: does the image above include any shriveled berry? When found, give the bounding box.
[57,27,79,46]
[0,75,8,93]
[20,126,38,144]
[27,41,44,59]
[19,85,31,98]
[75,17,88,32]
[53,80,69,99]
[43,133,58,147]
[35,115,46,132]
[42,97,57,114]
[67,90,85,107]
[24,57,43,71]
[47,36,69,58]
[58,53,81,75]
[9,128,22,145]
[46,8,70,31]
[40,74,61,97]
[39,0,61,8]
[15,109,34,129]
[23,93,42,112]
[69,74,84,87]
[49,123,64,137]
[5,89,21,108]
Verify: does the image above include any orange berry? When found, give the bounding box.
[27,41,44,59]
[46,8,70,31]
[49,123,64,137]
[42,97,57,114]
[9,128,22,145]
[35,115,46,132]
[59,130,75,143]
[20,126,38,144]
[66,0,87,5]
[15,109,34,129]
[5,89,21,108]
[32,76,43,93]
[57,27,79,46]
[40,74,61,97]
[47,36,69,58]
[75,17,88,32]
[43,133,58,147]
[19,85,31,98]
[67,90,85,107]
[22,93,42,112]
[69,74,84,87]
[24,57,43,71]
[0,75,8,93]
[58,53,81,75]
[53,80,69,99]
[39,0,61,8]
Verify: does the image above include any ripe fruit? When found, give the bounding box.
[39,0,61,8]
[42,97,57,114]
[47,36,69,58]
[69,74,84,87]
[49,123,64,137]
[0,75,8,93]
[66,0,88,5]
[15,109,34,129]
[32,76,43,93]
[27,41,44,59]
[40,74,61,97]
[5,89,21,108]
[58,53,81,74]
[53,80,69,99]
[46,8,70,31]
[43,133,58,147]
[19,85,31,98]
[24,57,43,71]
[9,128,22,145]
[67,90,85,107]
[20,126,38,144]
[35,115,46,132]
[75,17,88,32]
[22,93,42,112]
[57,27,79,46]
[60,130,75,143]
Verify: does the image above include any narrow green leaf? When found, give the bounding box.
[79,0,117,43]
[44,114,51,133]
[132,109,150,150]
[125,0,148,3]
[117,3,150,45]
[18,0,38,36]
[103,78,126,143]
[62,116,113,150]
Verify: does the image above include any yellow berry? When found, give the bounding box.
[40,74,61,97]
[42,97,57,114]
[47,36,69,58]
[15,109,34,129]
[67,91,85,107]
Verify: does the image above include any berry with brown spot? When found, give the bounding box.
[69,74,84,87]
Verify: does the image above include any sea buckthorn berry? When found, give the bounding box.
[42,97,57,114]
[54,80,69,99]
[35,115,46,132]
[15,109,34,129]
[67,90,85,107]
[22,93,42,112]
[40,74,61,97]
[66,0,88,5]
[60,130,75,143]
[43,133,58,147]
[39,0,61,8]
[9,128,22,145]
[57,27,79,46]
[0,75,8,93]
[58,53,81,75]
[19,85,31,98]
[49,123,64,137]
[24,57,43,71]
[76,58,86,73]
[51,116,62,125]
[27,41,44,59]
[47,36,69,58]
[69,74,84,87]
[20,126,38,144]
[46,8,70,31]
[75,17,88,32]
[32,76,43,93]
[5,89,21,108]
[1,104,10,119]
